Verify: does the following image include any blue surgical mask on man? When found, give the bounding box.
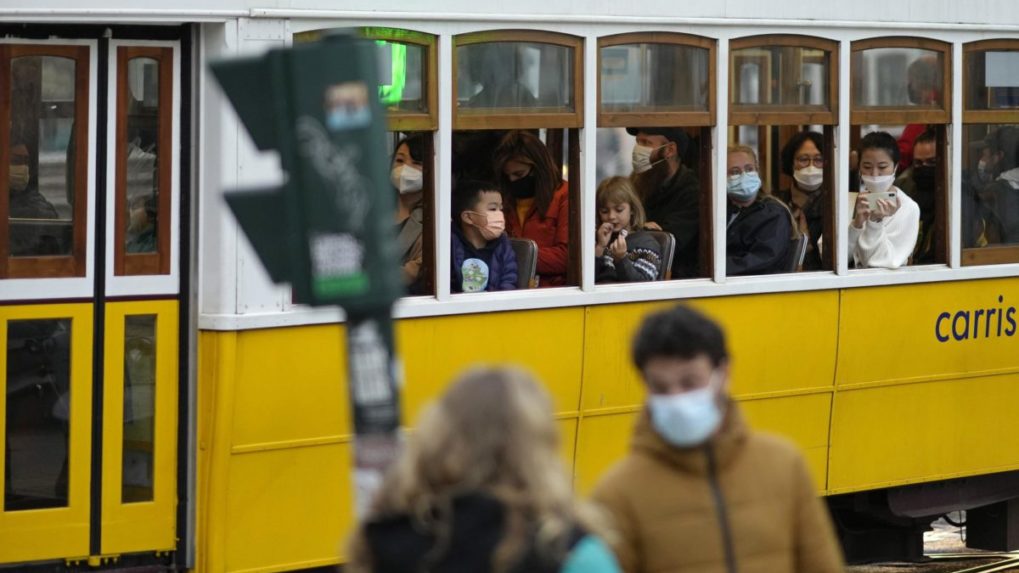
[726,172,761,203]
[647,374,724,448]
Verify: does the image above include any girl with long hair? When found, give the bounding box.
[346,367,619,573]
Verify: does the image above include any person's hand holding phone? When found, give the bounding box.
[868,192,899,223]
[610,229,628,261]
[596,222,614,250]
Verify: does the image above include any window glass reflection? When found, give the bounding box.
[601,43,708,112]
[9,56,76,257]
[376,40,426,113]
[457,42,574,111]
[122,315,156,503]
[963,124,1019,248]
[124,57,160,254]
[5,319,71,511]
[732,46,829,107]
[853,48,944,108]
[965,50,1019,110]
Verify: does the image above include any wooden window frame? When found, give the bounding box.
[0,44,90,279]
[114,46,173,276]
[962,39,1019,266]
[850,37,951,125]
[359,28,438,132]
[453,30,583,130]
[597,32,716,128]
[729,35,839,126]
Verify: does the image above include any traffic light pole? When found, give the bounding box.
[344,310,402,516]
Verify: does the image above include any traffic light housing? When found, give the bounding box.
[210,33,402,311]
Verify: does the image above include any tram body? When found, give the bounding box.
[2,0,1019,571]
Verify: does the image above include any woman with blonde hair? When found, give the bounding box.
[595,176,663,283]
[493,130,571,287]
[346,367,620,573]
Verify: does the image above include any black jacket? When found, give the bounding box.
[643,164,700,278]
[775,187,825,271]
[363,493,582,573]
[726,197,793,276]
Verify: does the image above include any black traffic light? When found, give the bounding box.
[210,32,402,311]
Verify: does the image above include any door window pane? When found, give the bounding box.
[853,48,944,108]
[124,57,160,255]
[600,43,709,112]
[457,42,574,111]
[122,315,156,503]
[965,50,1019,110]
[964,124,1019,247]
[375,40,426,114]
[5,319,71,511]
[9,56,76,257]
[732,45,830,107]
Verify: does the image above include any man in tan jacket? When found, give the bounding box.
[591,305,843,573]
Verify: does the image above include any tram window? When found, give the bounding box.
[600,42,709,114]
[595,126,707,281]
[5,318,72,511]
[123,314,156,503]
[390,131,435,296]
[456,42,573,112]
[451,129,577,290]
[961,123,1019,265]
[5,50,88,278]
[116,50,173,276]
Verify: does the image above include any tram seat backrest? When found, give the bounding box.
[644,230,676,280]
[510,238,539,289]
[787,232,809,273]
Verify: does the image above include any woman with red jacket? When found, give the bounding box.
[493,130,571,287]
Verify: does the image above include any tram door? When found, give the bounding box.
[0,37,184,566]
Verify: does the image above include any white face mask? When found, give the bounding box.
[860,172,896,194]
[793,165,823,191]
[632,144,666,174]
[648,374,724,448]
[391,164,423,195]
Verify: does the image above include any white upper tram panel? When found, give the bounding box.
[4,0,1019,28]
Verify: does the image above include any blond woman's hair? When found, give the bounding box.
[596,176,646,231]
[345,367,610,573]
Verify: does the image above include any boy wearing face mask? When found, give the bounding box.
[391,134,428,293]
[724,145,794,276]
[849,131,921,269]
[591,305,843,573]
[626,127,700,279]
[450,179,517,293]
[776,131,827,270]
[8,143,60,256]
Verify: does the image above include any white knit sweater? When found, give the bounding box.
[848,188,920,269]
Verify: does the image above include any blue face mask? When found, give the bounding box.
[648,374,724,448]
[726,172,761,202]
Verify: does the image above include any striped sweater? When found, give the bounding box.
[595,231,662,283]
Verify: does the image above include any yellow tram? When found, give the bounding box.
[2,1,1019,571]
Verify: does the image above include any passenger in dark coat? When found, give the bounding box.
[627,127,700,278]
[450,179,517,293]
[726,145,793,276]
[9,143,61,256]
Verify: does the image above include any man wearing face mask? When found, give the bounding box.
[724,145,793,276]
[9,143,60,256]
[626,127,700,278]
[894,130,938,264]
[777,131,828,270]
[591,305,844,573]
[974,126,1019,245]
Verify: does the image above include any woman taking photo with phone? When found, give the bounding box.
[849,131,920,269]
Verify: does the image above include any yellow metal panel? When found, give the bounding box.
[830,278,1019,493]
[0,303,92,564]
[580,291,839,412]
[224,444,353,572]
[829,373,1019,493]
[574,413,634,495]
[836,278,1019,386]
[230,325,350,449]
[101,301,179,554]
[740,394,832,492]
[397,308,586,422]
